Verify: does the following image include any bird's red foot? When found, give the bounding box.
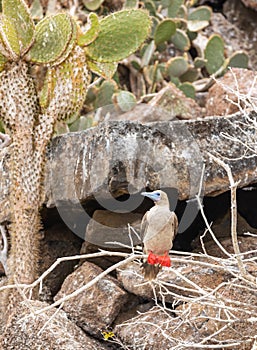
[147,251,171,267]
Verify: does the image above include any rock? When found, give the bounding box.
[117,256,231,302]
[108,84,203,122]
[0,300,108,350]
[40,222,82,297]
[2,112,257,224]
[115,272,257,349]
[149,84,203,120]
[85,210,142,248]
[206,68,257,116]
[194,234,257,260]
[54,261,128,336]
[223,0,257,69]
[172,281,257,349]
[114,305,201,349]
[192,211,257,252]
[203,10,257,70]
[241,0,257,10]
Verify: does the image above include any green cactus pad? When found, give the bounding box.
[82,0,104,11]
[29,13,74,64]
[141,40,155,67]
[0,119,5,132]
[69,116,94,132]
[171,29,190,51]
[161,0,183,18]
[177,4,187,18]
[52,17,77,66]
[187,20,209,32]
[78,13,100,47]
[113,90,136,112]
[227,51,249,69]
[95,80,117,108]
[85,9,151,63]
[144,0,157,16]
[180,67,199,82]
[166,56,188,78]
[45,46,90,121]
[2,0,35,55]
[124,0,138,8]
[204,34,225,74]
[39,69,55,109]
[154,19,176,45]
[0,15,20,60]
[194,57,207,69]
[87,59,117,79]
[0,51,7,71]
[188,6,212,21]
[179,82,195,99]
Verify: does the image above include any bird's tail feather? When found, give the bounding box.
[142,262,161,280]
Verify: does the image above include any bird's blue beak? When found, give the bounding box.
[141,191,160,202]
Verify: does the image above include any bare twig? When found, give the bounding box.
[208,152,256,286]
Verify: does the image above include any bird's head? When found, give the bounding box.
[141,190,169,205]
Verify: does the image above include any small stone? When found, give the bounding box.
[54,261,128,336]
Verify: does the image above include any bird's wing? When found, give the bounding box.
[143,208,175,243]
[140,211,149,243]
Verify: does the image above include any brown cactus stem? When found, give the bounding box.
[0,62,42,320]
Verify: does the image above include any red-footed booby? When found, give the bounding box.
[141,190,178,280]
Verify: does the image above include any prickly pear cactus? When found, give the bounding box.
[0,0,151,328]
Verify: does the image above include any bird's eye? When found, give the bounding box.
[156,192,160,196]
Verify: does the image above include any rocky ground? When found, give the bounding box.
[1,0,257,349]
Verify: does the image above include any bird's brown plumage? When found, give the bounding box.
[141,190,178,280]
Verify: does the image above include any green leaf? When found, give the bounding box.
[204,34,225,74]
[0,14,20,59]
[87,59,117,79]
[78,13,100,47]
[113,90,137,112]
[154,19,176,45]
[171,29,190,51]
[166,56,188,77]
[86,9,151,63]
[188,6,212,21]
[82,0,104,11]
[29,13,74,64]
[3,0,35,55]
[227,51,249,69]
[179,82,195,99]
